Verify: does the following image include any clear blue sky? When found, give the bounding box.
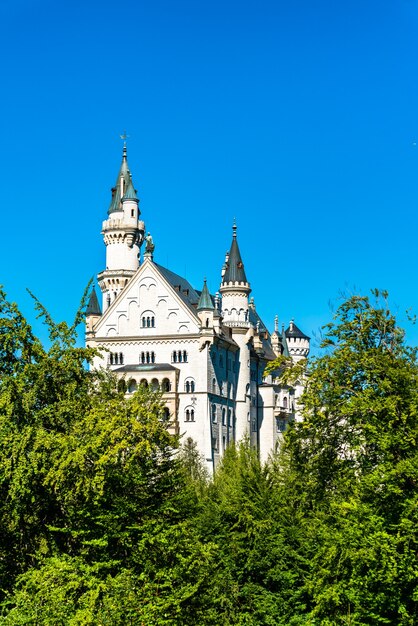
[1,0,418,351]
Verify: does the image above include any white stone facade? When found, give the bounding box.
[86,147,310,472]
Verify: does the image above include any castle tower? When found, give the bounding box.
[97,145,145,310]
[285,320,310,361]
[219,223,252,442]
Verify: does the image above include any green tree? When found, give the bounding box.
[284,290,418,624]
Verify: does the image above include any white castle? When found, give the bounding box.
[86,145,310,471]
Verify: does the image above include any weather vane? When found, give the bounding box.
[120,130,130,145]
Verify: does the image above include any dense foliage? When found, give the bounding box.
[0,288,417,624]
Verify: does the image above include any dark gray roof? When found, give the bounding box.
[222,225,248,284]
[285,323,310,340]
[154,263,200,314]
[86,288,101,316]
[114,363,178,373]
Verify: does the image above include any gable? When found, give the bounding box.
[93,260,201,338]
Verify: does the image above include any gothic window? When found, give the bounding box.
[212,404,217,423]
[222,408,226,426]
[212,378,216,393]
[228,409,231,427]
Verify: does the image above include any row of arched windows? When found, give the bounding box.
[140,351,155,364]
[109,352,124,365]
[141,316,155,328]
[127,377,171,393]
[172,350,188,363]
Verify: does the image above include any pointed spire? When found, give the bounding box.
[86,288,101,316]
[222,222,248,284]
[274,315,279,333]
[122,178,138,202]
[197,278,214,311]
[108,145,134,214]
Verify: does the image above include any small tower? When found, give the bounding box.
[85,287,102,340]
[285,320,310,361]
[197,279,215,346]
[271,315,281,356]
[219,223,251,325]
[97,145,145,310]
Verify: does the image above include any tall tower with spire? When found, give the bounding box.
[97,144,145,310]
[219,223,252,441]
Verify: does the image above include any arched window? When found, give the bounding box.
[147,316,150,328]
[190,380,195,393]
[185,381,190,393]
[140,379,148,388]
[212,404,217,423]
[162,378,170,392]
[206,318,209,328]
[151,378,159,391]
[163,407,170,420]
[183,350,187,362]
[127,379,137,393]
[119,353,123,364]
[151,352,155,364]
[142,317,146,327]
[178,351,183,363]
[283,397,288,408]
[212,378,216,393]
[185,409,190,422]
[190,409,195,422]
[173,351,177,363]
[222,408,226,426]
[114,353,119,365]
[146,352,150,364]
[110,353,114,365]
[228,409,231,427]
[151,317,155,328]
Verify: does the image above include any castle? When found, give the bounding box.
[85,145,310,471]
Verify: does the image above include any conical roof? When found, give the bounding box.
[86,288,101,316]
[222,224,248,284]
[108,145,135,214]
[197,279,214,311]
[281,325,290,357]
[122,178,138,202]
[285,321,310,340]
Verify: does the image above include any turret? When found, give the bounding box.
[219,223,251,326]
[197,279,216,347]
[85,287,101,339]
[97,145,145,310]
[285,320,310,361]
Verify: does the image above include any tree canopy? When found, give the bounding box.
[0,287,417,624]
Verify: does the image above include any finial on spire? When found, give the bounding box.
[120,130,129,157]
[274,315,278,332]
[232,219,237,238]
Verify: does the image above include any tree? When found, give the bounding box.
[283,290,418,624]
